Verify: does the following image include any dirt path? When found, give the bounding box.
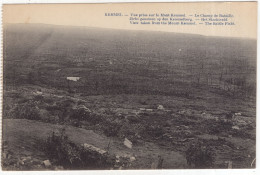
[2,119,187,169]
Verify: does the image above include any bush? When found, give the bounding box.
[144,125,165,138]
[185,140,215,168]
[70,105,91,121]
[230,128,252,139]
[42,97,55,104]
[44,129,115,169]
[102,120,121,137]
[45,130,82,168]
[33,95,44,102]
[56,99,75,108]
[205,119,233,135]
[8,101,40,120]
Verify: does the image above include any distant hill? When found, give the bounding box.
[3,23,256,96]
[4,23,256,63]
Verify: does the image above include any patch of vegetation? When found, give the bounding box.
[144,125,165,139]
[204,119,233,135]
[43,129,115,169]
[230,127,253,139]
[33,95,44,102]
[70,106,91,121]
[185,140,215,168]
[8,101,40,120]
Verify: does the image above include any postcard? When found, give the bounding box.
[1,1,257,171]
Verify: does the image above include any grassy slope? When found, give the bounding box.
[3,119,187,169]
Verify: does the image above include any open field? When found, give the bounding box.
[2,24,256,169]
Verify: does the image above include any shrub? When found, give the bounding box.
[56,99,75,108]
[230,128,252,139]
[185,140,215,168]
[8,101,40,120]
[33,95,44,102]
[44,129,115,169]
[44,130,82,168]
[205,119,233,135]
[70,105,91,121]
[102,120,121,137]
[144,125,165,138]
[42,97,55,104]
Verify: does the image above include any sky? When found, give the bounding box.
[3,2,257,39]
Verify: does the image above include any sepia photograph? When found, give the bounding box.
[1,1,257,171]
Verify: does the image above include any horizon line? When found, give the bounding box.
[3,22,257,40]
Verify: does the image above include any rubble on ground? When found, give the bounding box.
[43,160,51,167]
[124,138,133,149]
[157,105,165,110]
[82,143,107,155]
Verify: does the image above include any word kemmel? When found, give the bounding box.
[105,13,122,16]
